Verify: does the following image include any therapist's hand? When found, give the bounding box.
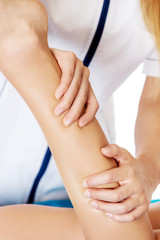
[51,48,99,127]
[83,144,155,223]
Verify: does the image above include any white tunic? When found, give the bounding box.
[0,0,159,206]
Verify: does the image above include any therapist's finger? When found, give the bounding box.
[62,66,89,126]
[54,59,83,117]
[105,205,148,223]
[51,49,77,100]
[101,144,132,164]
[83,167,126,188]
[84,185,131,203]
[78,84,99,127]
[90,197,138,215]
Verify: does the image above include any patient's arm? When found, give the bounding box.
[0,5,154,240]
[2,42,155,240]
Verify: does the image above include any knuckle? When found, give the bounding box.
[112,193,120,202]
[96,201,103,210]
[84,66,90,77]
[94,103,99,113]
[91,96,99,111]
[77,59,83,68]
[121,147,128,153]
[128,214,136,222]
[101,205,108,212]
[61,97,71,110]
[96,101,99,110]
[67,51,76,60]
[96,201,100,209]
[142,196,149,207]
[91,190,97,199]
[63,81,71,89]
[109,144,118,153]
[75,81,81,93]
[145,203,149,212]
[110,144,118,148]
[82,91,88,101]
[143,204,149,213]
[127,166,136,179]
[85,114,92,122]
[120,204,128,214]
[107,172,115,183]
[121,151,130,161]
[68,111,79,122]
[34,1,48,17]
[105,174,112,183]
[113,215,121,222]
[64,69,74,81]
[79,90,88,102]
[106,174,112,183]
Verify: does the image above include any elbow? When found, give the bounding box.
[0,1,48,70]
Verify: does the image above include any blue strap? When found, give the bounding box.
[83,0,110,67]
[27,147,51,203]
[27,0,110,204]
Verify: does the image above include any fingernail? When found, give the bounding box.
[63,118,72,127]
[55,108,64,116]
[79,121,87,128]
[90,201,98,209]
[102,147,111,154]
[82,180,88,187]
[105,213,112,218]
[84,190,91,198]
[55,91,63,100]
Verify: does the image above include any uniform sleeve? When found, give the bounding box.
[143,48,160,78]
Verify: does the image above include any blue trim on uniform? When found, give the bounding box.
[28,0,110,205]
[27,147,51,203]
[83,0,110,67]
[34,199,73,208]
[151,199,160,204]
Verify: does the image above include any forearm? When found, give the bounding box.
[1,38,156,240]
[135,77,160,186]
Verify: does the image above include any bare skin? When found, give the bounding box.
[0,40,157,239]
[0,202,159,240]
[1,0,160,224]
[0,205,85,240]
[148,203,160,240]
[0,1,159,240]
[82,75,160,223]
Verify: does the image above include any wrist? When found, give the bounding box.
[136,152,160,190]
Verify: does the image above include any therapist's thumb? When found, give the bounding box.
[101,144,132,164]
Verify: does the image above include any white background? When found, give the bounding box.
[114,65,160,200]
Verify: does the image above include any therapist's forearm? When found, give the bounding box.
[135,76,160,188]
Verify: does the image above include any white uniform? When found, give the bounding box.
[0,0,160,206]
